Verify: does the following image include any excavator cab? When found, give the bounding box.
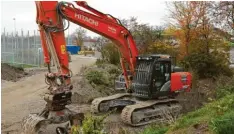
[132,54,191,99]
[115,54,186,99]
[132,54,172,99]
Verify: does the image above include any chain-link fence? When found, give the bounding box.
[1,29,44,67]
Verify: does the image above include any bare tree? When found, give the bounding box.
[72,27,87,47]
[212,2,234,33]
[120,17,165,53]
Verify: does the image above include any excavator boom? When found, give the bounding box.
[36,1,138,89]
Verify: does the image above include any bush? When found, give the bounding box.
[82,110,116,134]
[82,114,105,134]
[85,70,109,86]
[180,52,233,79]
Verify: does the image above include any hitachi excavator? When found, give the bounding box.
[22,1,192,133]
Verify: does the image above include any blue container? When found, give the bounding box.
[66,45,80,55]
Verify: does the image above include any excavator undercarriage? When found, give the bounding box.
[91,94,181,126]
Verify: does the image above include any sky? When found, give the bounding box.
[1,0,168,37]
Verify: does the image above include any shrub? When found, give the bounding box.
[180,52,233,79]
[85,70,109,86]
[82,114,105,134]
[82,110,115,134]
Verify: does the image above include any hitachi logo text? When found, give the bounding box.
[75,13,98,26]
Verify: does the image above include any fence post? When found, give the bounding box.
[27,31,30,65]
[16,31,19,63]
[34,30,36,66]
[21,30,24,64]
[14,32,18,65]
[3,28,6,62]
[11,32,14,64]
[6,32,9,62]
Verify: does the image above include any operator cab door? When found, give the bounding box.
[152,59,171,98]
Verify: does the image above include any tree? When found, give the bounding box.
[212,2,234,33]
[94,36,110,59]
[94,36,120,65]
[167,2,205,57]
[72,27,87,47]
[121,17,165,54]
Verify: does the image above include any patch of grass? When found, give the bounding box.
[141,125,168,134]
[9,63,37,68]
[216,81,234,99]
[209,111,234,134]
[166,94,234,133]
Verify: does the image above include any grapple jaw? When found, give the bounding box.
[21,108,84,134]
[21,114,49,134]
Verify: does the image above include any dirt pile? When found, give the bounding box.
[71,75,104,104]
[71,64,121,104]
[1,63,29,82]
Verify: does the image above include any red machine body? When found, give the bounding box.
[171,72,192,92]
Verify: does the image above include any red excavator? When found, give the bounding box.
[22,1,192,133]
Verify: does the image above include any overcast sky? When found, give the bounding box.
[1,0,168,37]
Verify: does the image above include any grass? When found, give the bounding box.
[210,111,234,134]
[7,63,37,68]
[141,125,168,134]
[169,94,234,134]
[141,94,234,134]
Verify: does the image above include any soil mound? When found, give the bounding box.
[1,63,28,82]
[71,64,121,104]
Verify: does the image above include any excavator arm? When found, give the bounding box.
[36,1,138,89]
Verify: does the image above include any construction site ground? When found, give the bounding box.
[1,55,144,134]
[1,55,96,134]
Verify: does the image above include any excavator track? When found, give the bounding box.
[121,99,181,126]
[91,93,132,113]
